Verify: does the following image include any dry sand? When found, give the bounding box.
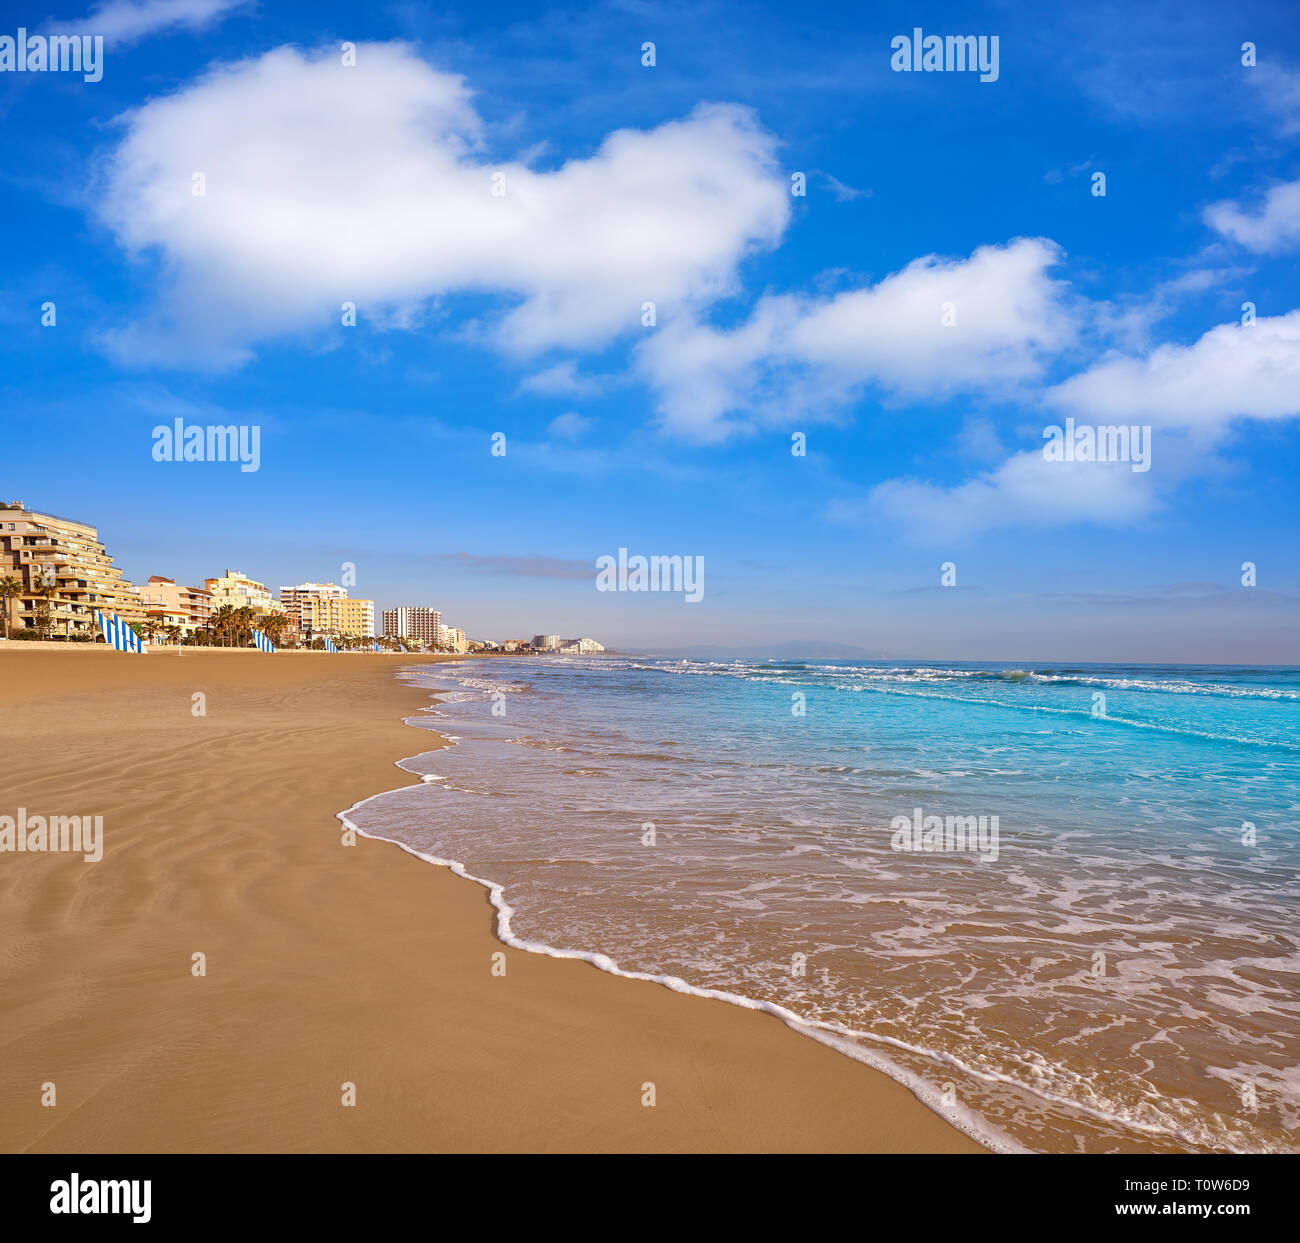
[0,647,982,1153]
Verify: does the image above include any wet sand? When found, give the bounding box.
[0,647,982,1152]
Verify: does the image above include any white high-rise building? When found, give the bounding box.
[383,606,442,645]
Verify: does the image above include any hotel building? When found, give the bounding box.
[383,606,442,645]
[205,569,273,615]
[280,582,375,639]
[0,501,145,638]
[338,597,375,639]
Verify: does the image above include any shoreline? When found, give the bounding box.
[0,648,982,1153]
[348,665,1012,1151]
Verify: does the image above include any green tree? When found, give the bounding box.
[233,606,255,647]
[34,569,59,640]
[209,605,237,647]
[262,611,289,646]
[0,575,21,639]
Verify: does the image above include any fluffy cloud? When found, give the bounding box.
[1048,310,1300,428]
[866,450,1162,541]
[637,238,1079,441]
[1204,178,1300,253]
[98,42,789,367]
[863,311,1300,539]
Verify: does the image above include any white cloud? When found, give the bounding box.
[518,361,608,398]
[1048,310,1300,428]
[818,171,872,202]
[97,42,790,367]
[59,0,246,46]
[1204,178,1300,253]
[864,310,1300,540]
[1090,267,1243,354]
[1252,61,1300,135]
[867,450,1161,541]
[547,411,591,439]
[637,237,1079,441]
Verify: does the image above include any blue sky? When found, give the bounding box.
[2,0,1298,660]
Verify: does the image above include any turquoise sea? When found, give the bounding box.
[342,656,1300,1152]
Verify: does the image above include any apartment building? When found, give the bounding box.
[558,637,605,654]
[205,569,273,615]
[140,575,212,636]
[338,597,375,638]
[532,634,560,651]
[280,582,374,639]
[383,606,442,645]
[279,581,343,638]
[0,501,144,638]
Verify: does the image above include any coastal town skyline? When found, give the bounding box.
[1,499,607,653]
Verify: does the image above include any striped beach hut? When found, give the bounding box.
[95,610,145,653]
[323,636,339,653]
[252,628,276,653]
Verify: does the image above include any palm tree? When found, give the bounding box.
[262,611,289,646]
[140,617,160,645]
[0,575,21,639]
[209,605,237,647]
[166,624,182,647]
[34,569,59,640]
[233,605,255,647]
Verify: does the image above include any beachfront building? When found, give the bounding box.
[280,581,342,640]
[446,626,467,654]
[278,582,373,640]
[140,576,212,637]
[0,501,145,639]
[532,634,560,651]
[383,605,441,645]
[558,637,605,654]
[339,597,375,639]
[206,569,273,616]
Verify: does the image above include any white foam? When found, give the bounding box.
[337,660,1300,1154]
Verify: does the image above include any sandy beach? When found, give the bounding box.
[0,647,980,1153]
